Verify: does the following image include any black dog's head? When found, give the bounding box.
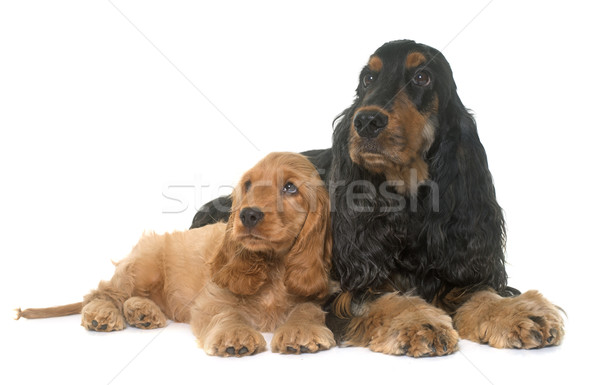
[330,40,509,301]
[344,40,459,193]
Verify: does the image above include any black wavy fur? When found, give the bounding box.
[191,40,518,314]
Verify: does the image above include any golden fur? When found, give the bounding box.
[17,152,335,357]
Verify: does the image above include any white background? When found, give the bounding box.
[1,1,598,384]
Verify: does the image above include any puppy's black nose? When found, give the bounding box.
[354,110,388,138]
[239,207,264,229]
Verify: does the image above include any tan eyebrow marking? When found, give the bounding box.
[405,52,426,69]
[368,55,383,72]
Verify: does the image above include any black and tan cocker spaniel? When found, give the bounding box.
[191,40,564,356]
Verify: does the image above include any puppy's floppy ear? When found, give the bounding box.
[210,214,268,296]
[284,182,331,299]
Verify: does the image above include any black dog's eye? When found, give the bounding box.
[244,180,251,192]
[412,70,431,87]
[362,73,376,88]
[282,182,298,194]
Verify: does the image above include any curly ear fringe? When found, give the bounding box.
[331,292,353,319]
[423,101,509,299]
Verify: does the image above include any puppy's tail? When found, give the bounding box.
[15,302,83,320]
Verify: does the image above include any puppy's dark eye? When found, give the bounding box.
[412,70,431,87]
[282,182,298,194]
[244,180,251,192]
[362,73,376,88]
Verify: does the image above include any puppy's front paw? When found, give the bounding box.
[81,299,125,332]
[123,297,167,329]
[203,326,266,357]
[271,323,335,354]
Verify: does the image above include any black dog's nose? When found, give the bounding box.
[354,110,388,138]
[239,207,264,228]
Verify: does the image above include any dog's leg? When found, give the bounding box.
[453,289,564,349]
[123,297,167,329]
[81,262,137,332]
[190,291,267,357]
[81,299,125,332]
[81,281,130,332]
[191,311,267,357]
[81,233,167,332]
[271,302,335,354]
[343,293,459,357]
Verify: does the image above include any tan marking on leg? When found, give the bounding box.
[454,290,565,349]
[345,293,458,357]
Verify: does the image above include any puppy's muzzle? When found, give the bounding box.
[239,207,264,229]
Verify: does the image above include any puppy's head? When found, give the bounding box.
[211,152,331,298]
[347,40,454,192]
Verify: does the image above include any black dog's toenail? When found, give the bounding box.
[300,346,310,353]
[100,324,108,330]
[286,346,298,353]
[530,330,543,344]
[529,316,546,327]
[225,347,236,355]
[238,347,249,355]
[139,314,146,321]
[92,320,98,327]
[439,336,449,353]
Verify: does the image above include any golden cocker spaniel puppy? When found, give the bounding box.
[18,152,335,357]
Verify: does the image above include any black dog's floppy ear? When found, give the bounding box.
[423,91,508,295]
